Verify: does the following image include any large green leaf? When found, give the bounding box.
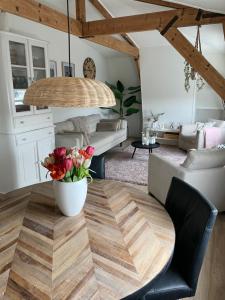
[125,108,139,116]
[123,96,137,107]
[128,85,140,91]
[113,89,123,101]
[112,108,120,114]
[128,88,141,94]
[117,80,125,93]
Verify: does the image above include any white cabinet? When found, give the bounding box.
[6,33,50,117]
[37,136,55,182]
[18,141,40,187]
[0,31,55,193]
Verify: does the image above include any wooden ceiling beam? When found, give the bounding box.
[0,0,82,35]
[86,35,139,57]
[0,0,138,57]
[82,9,225,36]
[76,0,86,23]
[162,27,225,101]
[89,0,138,48]
[135,0,193,10]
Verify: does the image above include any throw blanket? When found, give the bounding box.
[69,116,90,145]
[204,127,222,148]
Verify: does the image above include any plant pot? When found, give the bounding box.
[53,178,87,217]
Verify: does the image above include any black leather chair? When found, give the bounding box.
[90,154,105,179]
[123,177,218,300]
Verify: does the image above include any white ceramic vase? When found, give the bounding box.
[53,177,87,217]
[149,136,156,144]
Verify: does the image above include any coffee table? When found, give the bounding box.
[131,140,160,158]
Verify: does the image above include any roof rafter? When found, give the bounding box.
[0,0,138,57]
[135,0,193,10]
[82,8,225,36]
[76,0,86,23]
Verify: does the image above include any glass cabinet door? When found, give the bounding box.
[9,41,31,113]
[30,43,49,112]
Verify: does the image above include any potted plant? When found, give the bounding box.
[42,146,95,216]
[105,80,141,118]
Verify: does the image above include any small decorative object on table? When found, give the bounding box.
[42,146,95,216]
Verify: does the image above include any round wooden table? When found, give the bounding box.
[1,180,175,300]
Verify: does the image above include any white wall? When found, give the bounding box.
[140,45,225,128]
[140,46,195,128]
[106,56,141,137]
[3,13,110,122]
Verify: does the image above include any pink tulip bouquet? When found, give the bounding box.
[42,146,95,182]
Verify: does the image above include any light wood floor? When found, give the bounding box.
[127,183,225,300]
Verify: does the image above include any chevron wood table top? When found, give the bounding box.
[0,180,175,300]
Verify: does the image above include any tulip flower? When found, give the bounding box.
[86,146,95,156]
[53,147,67,158]
[50,165,66,180]
[61,158,73,171]
[83,159,91,169]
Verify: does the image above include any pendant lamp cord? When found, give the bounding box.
[66,0,72,77]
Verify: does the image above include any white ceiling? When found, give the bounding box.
[167,0,225,13]
[39,0,225,56]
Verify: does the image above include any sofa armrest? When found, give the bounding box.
[148,154,186,204]
[55,132,84,148]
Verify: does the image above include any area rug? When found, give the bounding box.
[105,144,186,185]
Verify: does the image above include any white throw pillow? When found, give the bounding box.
[181,148,225,170]
[208,118,225,128]
[54,120,74,134]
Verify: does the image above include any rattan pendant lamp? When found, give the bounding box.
[24,1,115,108]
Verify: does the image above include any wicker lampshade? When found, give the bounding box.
[24,77,116,107]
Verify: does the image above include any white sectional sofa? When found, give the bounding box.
[148,148,225,211]
[54,114,127,156]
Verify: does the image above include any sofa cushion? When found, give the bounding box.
[84,114,101,134]
[96,120,121,132]
[69,114,101,134]
[54,120,74,134]
[100,118,122,128]
[90,131,125,149]
[181,148,225,170]
[209,119,225,128]
[63,130,90,146]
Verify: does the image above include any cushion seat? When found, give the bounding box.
[144,266,193,300]
[90,130,126,155]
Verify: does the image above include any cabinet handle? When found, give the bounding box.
[47,117,50,120]
[20,121,24,124]
[22,138,27,141]
[48,132,52,135]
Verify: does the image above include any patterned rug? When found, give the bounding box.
[105,144,186,185]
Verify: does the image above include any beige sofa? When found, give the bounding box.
[55,114,127,156]
[179,120,225,151]
[148,148,225,211]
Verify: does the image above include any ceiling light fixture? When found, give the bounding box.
[24,0,115,108]
[184,25,205,93]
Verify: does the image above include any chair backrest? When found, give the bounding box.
[165,177,217,291]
